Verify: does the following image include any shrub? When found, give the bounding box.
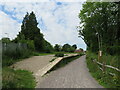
[79,52,85,56]
[55,53,64,57]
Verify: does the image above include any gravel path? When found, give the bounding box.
[12,55,54,74]
[37,55,103,88]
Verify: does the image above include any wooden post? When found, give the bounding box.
[102,61,106,73]
[98,50,102,61]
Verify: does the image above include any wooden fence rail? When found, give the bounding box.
[93,59,120,72]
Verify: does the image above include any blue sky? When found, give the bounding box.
[0,0,86,50]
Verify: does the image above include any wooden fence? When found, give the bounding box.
[92,59,120,76]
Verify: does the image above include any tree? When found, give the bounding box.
[54,44,61,52]
[72,44,77,50]
[44,40,54,53]
[78,2,120,55]
[1,38,11,43]
[15,11,46,52]
[62,44,75,52]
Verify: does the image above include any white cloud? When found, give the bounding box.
[0,1,86,50]
[0,0,86,3]
[0,11,21,40]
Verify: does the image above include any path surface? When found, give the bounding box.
[37,55,103,88]
[11,55,54,74]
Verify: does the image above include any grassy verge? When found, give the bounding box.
[2,67,36,88]
[48,54,82,72]
[86,51,120,88]
[2,51,41,88]
[2,51,37,67]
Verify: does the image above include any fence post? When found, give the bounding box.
[102,61,106,73]
[98,50,102,61]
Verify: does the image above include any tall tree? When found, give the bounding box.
[72,44,77,50]
[62,44,75,52]
[54,44,61,52]
[78,2,120,55]
[16,11,45,52]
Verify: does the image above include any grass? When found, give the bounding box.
[2,67,36,88]
[86,51,120,88]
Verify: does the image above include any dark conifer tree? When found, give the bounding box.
[19,11,45,51]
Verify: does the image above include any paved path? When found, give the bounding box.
[37,55,103,88]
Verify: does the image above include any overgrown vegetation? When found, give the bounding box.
[86,51,120,88]
[2,67,36,88]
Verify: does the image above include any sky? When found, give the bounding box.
[0,0,87,50]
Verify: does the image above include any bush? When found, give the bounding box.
[79,52,85,56]
[55,53,64,57]
[2,42,34,67]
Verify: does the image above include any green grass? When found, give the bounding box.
[86,51,120,88]
[2,50,35,67]
[2,67,36,88]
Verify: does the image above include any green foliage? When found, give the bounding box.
[78,52,85,56]
[2,49,33,67]
[86,51,120,88]
[54,44,61,52]
[44,40,54,53]
[1,38,11,43]
[2,67,36,88]
[78,2,120,55]
[26,40,35,51]
[14,11,52,52]
[72,44,77,50]
[62,44,75,52]
[55,52,64,57]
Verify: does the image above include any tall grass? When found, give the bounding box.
[2,49,33,67]
[86,51,120,88]
[2,67,36,88]
[2,43,37,88]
